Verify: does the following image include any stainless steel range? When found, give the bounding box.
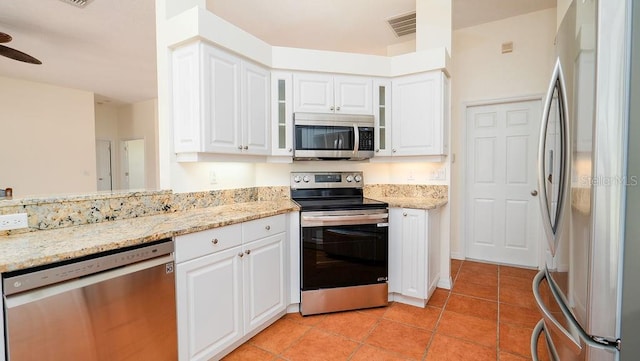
[291,171,389,316]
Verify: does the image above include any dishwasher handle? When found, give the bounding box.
[5,254,174,308]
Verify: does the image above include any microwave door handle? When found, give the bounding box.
[353,125,359,154]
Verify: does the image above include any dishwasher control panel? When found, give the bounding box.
[2,239,174,296]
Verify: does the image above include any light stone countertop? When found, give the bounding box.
[371,196,448,210]
[0,200,298,273]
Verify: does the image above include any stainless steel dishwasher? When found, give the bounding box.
[2,238,177,361]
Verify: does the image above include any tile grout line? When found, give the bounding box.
[421,281,453,360]
[346,310,385,361]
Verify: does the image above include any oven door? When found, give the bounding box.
[300,210,388,291]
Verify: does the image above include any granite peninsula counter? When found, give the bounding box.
[0,199,298,273]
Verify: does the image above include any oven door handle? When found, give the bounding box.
[301,213,389,227]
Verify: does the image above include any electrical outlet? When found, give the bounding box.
[0,213,28,231]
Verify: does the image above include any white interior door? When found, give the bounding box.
[121,139,145,190]
[95,140,112,191]
[465,100,541,267]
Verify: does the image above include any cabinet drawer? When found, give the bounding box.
[243,214,286,242]
[175,223,242,263]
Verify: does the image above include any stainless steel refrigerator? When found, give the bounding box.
[532,0,640,360]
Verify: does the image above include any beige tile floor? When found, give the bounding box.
[223,260,550,361]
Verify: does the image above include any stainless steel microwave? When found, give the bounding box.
[293,112,375,161]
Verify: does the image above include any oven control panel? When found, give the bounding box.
[291,171,363,189]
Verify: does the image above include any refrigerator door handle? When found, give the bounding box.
[532,270,582,354]
[542,269,622,352]
[537,58,571,257]
[534,270,621,355]
[531,319,560,361]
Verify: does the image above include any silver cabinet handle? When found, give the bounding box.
[336,106,341,111]
[288,148,292,152]
[211,239,218,245]
[243,146,248,150]
[245,249,251,255]
[265,225,271,230]
[238,145,243,150]
[375,149,380,152]
[392,149,397,153]
[330,106,335,111]
[403,212,407,216]
[238,252,244,258]
[531,190,539,196]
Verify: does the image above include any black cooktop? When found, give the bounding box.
[290,171,388,212]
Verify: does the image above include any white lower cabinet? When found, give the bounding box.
[175,215,287,361]
[389,208,441,307]
[242,233,286,334]
[176,246,243,361]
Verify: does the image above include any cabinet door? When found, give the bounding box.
[334,75,373,115]
[271,71,293,156]
[176,247,243,361]
[391,72,444,156]
[172,43,202,153]
[373,79,392,156]
[399,208,427,299]
[388,208,403,293]
[242,61,270,155]
[202,46,241,153]
[293,73,334,113]
[427,209,441,295]
[242,233,286,334]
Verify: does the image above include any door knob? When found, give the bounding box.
[531,190,538,196]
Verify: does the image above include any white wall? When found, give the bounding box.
[118,99,160,189]
[95,99,160,190]
[449,9,556,259]
[95,102,120,189]
[0,76,96,198]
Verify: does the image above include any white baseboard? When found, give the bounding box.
[388,293,427,308]
[437,277,453,290]
[286,303,300,313]
[450,251,465,260]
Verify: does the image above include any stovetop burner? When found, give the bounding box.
[290,171,388,212]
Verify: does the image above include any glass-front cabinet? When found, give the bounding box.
[373,79,392,156]
[271,71,293,157]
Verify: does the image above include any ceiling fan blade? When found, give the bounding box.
[0,44,42,64]
[0,32,11,43]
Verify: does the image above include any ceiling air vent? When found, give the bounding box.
[387,11,416,37]
[58,0,93,8]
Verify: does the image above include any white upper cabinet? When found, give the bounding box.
[202,45,241,153]
[390,71,449,157]
[271,71,294,156]
[373,79,392,156]
[172,42,270,159]
[241,61,270,155]
[293,73,373,115]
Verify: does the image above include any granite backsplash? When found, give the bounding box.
[0,184,446,236]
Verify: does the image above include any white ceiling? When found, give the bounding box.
[0,0,555,105]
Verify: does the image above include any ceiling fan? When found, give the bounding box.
[0,31,42,65]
